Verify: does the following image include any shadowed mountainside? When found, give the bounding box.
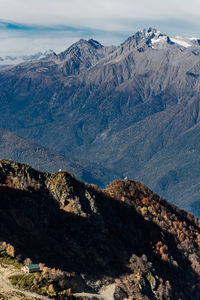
[0,159,200,299]
[0,128,119,187]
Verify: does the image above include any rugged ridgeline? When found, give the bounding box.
[1,28,200,215]
[0,159,200,299]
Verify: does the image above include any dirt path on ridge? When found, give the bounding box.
[73,283,116,300]
[0,263,49,299]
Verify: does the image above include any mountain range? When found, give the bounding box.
[0,28,200,216]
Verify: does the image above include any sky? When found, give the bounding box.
[1,0,200,56]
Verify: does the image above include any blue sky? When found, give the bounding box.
[0,0,200,56]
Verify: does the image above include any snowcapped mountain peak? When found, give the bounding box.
[145,31,199,49]
[144,27,161,36]
[139,28,172,49]
[133,28,200,50]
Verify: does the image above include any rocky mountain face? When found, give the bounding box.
[0,159,200,299]
[1,28,200,216]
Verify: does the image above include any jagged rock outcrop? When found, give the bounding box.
[0,160,200,299]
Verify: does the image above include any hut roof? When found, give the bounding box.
[27,264,40,270]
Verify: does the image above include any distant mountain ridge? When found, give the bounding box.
[1,28,200,216]
[0,49,54,67]
[0,127,118,186]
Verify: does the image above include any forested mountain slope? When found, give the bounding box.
[0,160,200,299]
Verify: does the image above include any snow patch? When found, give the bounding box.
[143,28,198,49]
[151,35,168,45]
[170,37,192,48]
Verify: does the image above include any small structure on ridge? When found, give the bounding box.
[21,264,40,273]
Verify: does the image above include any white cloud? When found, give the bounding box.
[1,0,200,57]
[0,36,70,56]
[1,0,200,31]
[0,29,124,56]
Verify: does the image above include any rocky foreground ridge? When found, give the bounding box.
[0,159,200,299]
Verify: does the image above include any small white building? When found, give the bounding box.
[21,264,40,273]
